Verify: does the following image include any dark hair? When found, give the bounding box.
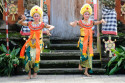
[82,17,84,20]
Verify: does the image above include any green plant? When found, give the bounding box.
[43,49,50,52]
[107,46,125,75]
[118,32,125,37]
[102,0,116,9]
[0,44,20,76]
[43,0,47,13]
[117,20,123,28]
[0,32,22,38]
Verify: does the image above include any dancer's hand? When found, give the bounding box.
[21,15,27,21]
[70,20,78,27]
[46,30,51,36]
[18,15,28,26]
[101,19,106,24]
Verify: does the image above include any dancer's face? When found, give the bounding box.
[33,13,40,22]
[83,12,90,20]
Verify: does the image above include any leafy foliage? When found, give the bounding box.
[107,46,125,75]
[102,0,116,9]
[43,0,47,13]
[0,44,20,76]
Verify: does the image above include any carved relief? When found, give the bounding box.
[23,0,40,10]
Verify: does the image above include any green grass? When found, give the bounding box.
[118,32,125,37]
[0,32,22,38]
[43,49,50,52]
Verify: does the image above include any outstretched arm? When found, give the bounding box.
[18,15,28,26]
[70,21,79,27]
[94,19,106,25]
[45,24,55,36]
[45,24,55,30]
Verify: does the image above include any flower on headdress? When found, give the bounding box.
[80,3,92,15]
[30,5,43,17]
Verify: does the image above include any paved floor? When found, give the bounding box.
[0,75,125,83]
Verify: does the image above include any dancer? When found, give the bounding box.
[18,5,54,79]
[70,3,106,77]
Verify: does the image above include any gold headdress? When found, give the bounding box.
[30,5,43,17]
[80,3,92,15]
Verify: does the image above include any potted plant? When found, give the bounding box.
[0,44,20,76]
[107,46,125,75]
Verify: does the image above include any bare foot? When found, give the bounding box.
[32,73,37,79]
[78,64,83,71]
[26,76,31,80]
[84,73,91,77]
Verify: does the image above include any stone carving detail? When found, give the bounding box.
[23,0,40,10]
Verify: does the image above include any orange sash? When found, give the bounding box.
[20,22,44,63]
[79,20,94,56]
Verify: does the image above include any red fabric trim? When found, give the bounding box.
[28,22,44,31]
[20,31,47,36]
[79,20,93,29]
[79,20,93,26]
[20,22,46,36]
[20,31,30,36]
[102,31,117,35]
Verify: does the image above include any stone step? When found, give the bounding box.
[50,43,97,46]
[39,60,101,68]
[50,37,97,44]
[50,43,97,50]
[51,49,98,53]
[52,50,80,52]
[101,58,111,68]
[38,68,106,74]
[50,44,79,50]
[50,39,78,44]
[41,52,100,60]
